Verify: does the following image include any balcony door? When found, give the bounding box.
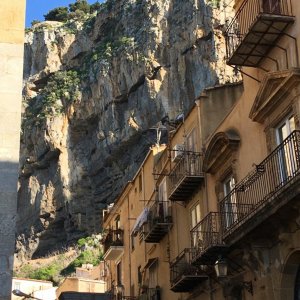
[295,265,300,300]
[191,203,201,248]
[158,178,170,221]
[186,128,198,175]
[276,115,296,183]
[223,175,238,228]
[263,0,281,14]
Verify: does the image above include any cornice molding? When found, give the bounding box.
[250,68,300,122]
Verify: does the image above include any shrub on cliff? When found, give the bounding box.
[44,7,69,22]
[69,0,90,14]
[61,249,103,276]
[43,1,102,23]
[23,70,81,128]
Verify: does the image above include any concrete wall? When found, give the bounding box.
[0,1,25,299]
[12,278,53,300]
[56,277,106,299]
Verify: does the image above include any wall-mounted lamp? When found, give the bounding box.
[214,258,253,295]
[214,257,228,278]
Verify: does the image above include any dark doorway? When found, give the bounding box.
[295,266,300,300]
[263,0,281,14]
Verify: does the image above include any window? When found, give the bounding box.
[139,174,143,193]
[115,216,120,230]
[131,234,135,251]
[117,262,122,285]
[276,115,296,182]
[148,260,158,289]
[186,128,198,152]
[223,175,237,228]
[276,115,295,144]
[158,178,171,221]
[191,203,201,247]
[190,203,201,229]
[138,266,142,286]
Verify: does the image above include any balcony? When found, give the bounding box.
[144,201,172,243]
[170,248,208,293]
[191,212,227,266]
[225,0,294,67]
[103,229,124,261]
[219,130,300,243]
[168,151,204,201]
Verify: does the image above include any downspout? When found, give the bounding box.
[142,166,147,264]
[127,194,132,297]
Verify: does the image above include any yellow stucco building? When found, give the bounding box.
[102,0,300,299]
[101,83,242,300]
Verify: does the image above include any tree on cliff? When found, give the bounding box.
[44,7,69,22]
[69,0,91,14]
[43,1,102,22]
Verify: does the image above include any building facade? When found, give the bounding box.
[101,83,242,300]
[102,0,300,299]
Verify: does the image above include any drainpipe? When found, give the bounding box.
[195,98,203,147]
[142,166,147,264]
[127,194,132,297]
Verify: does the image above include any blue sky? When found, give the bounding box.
[26,0,104,27]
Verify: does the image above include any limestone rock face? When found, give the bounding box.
[17,0,240,260]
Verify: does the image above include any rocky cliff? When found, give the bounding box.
[16,0,240,261]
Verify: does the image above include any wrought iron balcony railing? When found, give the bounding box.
[219,130,300,239]
[144,200,172,243]
[104,229,124,252]
[191,212,227,265]
[225,0,294,66]
[170,248,207,292]
[168,151,204,201]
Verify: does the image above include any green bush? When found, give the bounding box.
[23,70,81,127]
[61,249,103,276]
[30,264,60,281]
[44,7,69,22]
[31,20,40,26]
[15,239,103,284]
[90,1,102,13]
[69,0,90,14]
[43,1,101,24]
[14,253,70,285]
